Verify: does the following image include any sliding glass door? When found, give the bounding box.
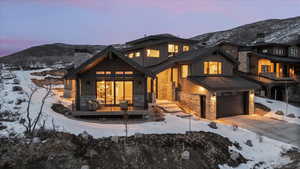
[96,81,133,105]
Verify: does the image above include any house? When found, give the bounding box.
[237,41,300,101]
[64,34,260,120]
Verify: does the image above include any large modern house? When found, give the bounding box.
[63,33,300,120]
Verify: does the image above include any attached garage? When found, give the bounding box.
[216,92,249,118]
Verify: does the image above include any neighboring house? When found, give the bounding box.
[64,34,260,120]
[237,41,300,101]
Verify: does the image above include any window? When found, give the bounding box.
[115,71,134,75]
[262,49,268,53]
[258,59,274,73]
[116,71,124,75]
[96,71,111,75]
[128,53,134,58]
[274,48,284,56]
[146,49,160,57]
[168,44,179,57]
[204,62,222,75]
[124,71,133,75]
[181,65,189,78]
[183,45,190,52]
[135,52,141,57]
[290,47,298,57]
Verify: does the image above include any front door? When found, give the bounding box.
[96,81,133,105]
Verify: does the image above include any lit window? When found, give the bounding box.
[181,65,189,78]
[146,49,160,57]
[124,71,133,75]
[96,71,105,75]
[128,53,134,58]
[135,52,141,57]
[183,45,190,52]
[105,71,111,74]
[204,62,222,75]
[258,59,273,73]
[116,72,124,75]
[168,44,179,57]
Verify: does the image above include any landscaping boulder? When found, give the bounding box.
[51,103,72,115]
[12,86,23,92]
[12,79,20,84]
[245,140,253,147]
[208,122,218,129]
[15,98,25,105]
[275,111,284,116]
[287,113,296,118]
[0,123,7,130]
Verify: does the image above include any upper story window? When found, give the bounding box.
[183,45,190,52]
[96,71,111,75]
[290,47,298,57]
[168,44,179,57]
[262,49,268,53]
[128,52,141,58]
[97,71,133,75]
[204,61,222,75]
[273,48,284,56]
[146,49,160,58]
[258,59,273,73]
[181,65,189,78]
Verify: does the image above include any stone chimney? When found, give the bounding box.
[256,33,265,43]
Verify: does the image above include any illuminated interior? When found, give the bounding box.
[258,59,274,73]
[181,65,189,78]
[96,81,133,105]
[135,52,141,57]
[183,45,190,52]
[168,44,179,54]
[128,53,134,58]
[146,49,160,57]
[204,61,222,74]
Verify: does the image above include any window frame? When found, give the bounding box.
[203,61,223,75]
[146,49,160,58]
[181,64,189,78]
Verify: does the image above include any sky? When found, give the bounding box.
[0,0,299,56]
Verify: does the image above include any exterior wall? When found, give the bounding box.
[190,54,234,76]
[220,44,239,60]
[125,42,191,67]
[238,51,250,73]
[63,79,76,99]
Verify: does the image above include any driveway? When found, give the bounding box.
[218,115,300,148]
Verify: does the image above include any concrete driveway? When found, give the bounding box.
[218,115,300,148]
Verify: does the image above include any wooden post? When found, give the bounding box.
[75,78,80,111]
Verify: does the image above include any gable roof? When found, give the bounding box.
[64,46,153,79]
[125,33,198,46]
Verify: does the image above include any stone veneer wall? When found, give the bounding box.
[178,92,200,114]
[238,51,250,73]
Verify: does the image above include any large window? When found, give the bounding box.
[146,49,160,57]
[168,44,179,57]
[258,59,274,73]
[290,47,298,57]
[181,65,189,78]
[204,61,222,75]
[183,45,190,52]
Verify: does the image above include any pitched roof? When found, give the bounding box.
[125,33,198,46]
[64,46,153,79]
[189,76,261,91]
[249,52,300,63]
[146,47,239,75]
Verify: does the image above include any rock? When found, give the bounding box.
[111,136,119,143]
[32,137,41,144]
[208,122,218,129]
[15,99,24,105]
[181,150,190,160]
[81,165,90,169]
[80,131,91,140]
[51,103,72,115]
[230,150,241,161]
[275,111,284,116]
[12,79,20,84]
[245,140,253,147]
[85,149,98,158]
[12,86,23,91]
[7,100,14,104]
[287,113,296,118]
[0,123,7,130]
[233,141,242,150]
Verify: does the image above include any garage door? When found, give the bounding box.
[217,93,247,118]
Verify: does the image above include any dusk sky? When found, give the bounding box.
[0,0,299,56]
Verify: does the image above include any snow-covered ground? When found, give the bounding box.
[0,69,297,169]
[255,96,300,125]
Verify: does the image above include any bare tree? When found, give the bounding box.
[20,85,52,137]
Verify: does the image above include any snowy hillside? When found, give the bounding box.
[192,16,300,46]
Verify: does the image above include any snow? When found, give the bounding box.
[255,96,300,125]
[0,69,297,169]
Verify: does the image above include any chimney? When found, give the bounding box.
[256,33,265,43]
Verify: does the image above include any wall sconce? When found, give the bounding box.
[211,93,216,101]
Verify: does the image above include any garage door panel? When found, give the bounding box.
[217,94,245,118]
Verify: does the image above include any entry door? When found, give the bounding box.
[200,95,206,118]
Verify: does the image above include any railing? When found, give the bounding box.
[259,72,295,81]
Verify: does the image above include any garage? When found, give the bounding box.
[216,92,248,118]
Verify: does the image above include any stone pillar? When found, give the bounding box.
[206,92,217,120]
[249,90,255,115]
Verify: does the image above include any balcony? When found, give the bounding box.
[259,72,295,81]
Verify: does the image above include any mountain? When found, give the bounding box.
[191,16,300,46]
[0,43,106,68]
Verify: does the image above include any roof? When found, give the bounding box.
[250,42,289,47]
[146,47,239,75]
[64,46,153,79]
[250,52,300,63]
[189,76,261,91]
[125,33,198,46]
[285,39,300,46]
